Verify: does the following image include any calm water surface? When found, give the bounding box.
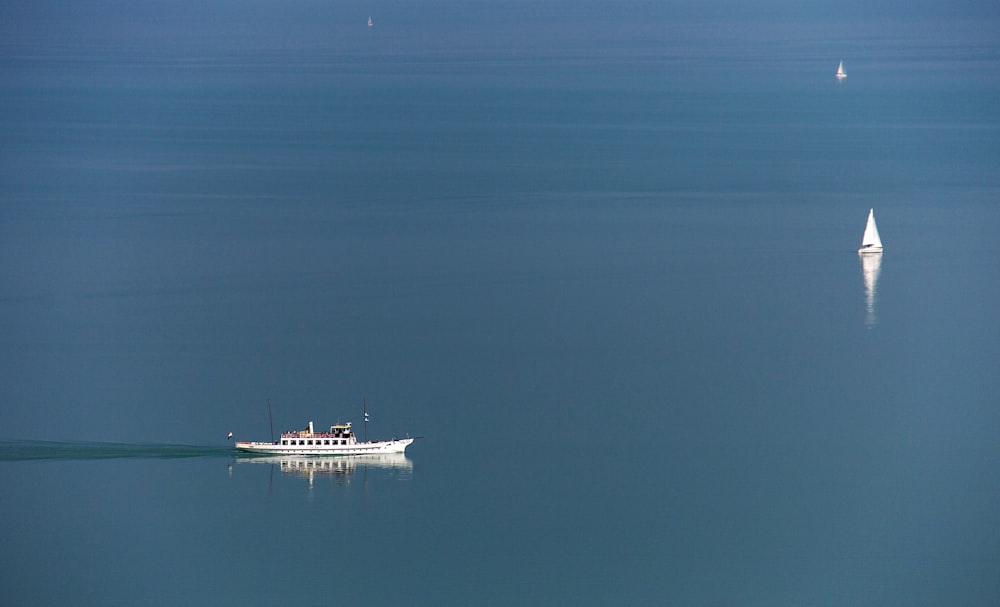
[1,1,999,605]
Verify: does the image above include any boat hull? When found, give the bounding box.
[858,246,883,254]
[234,438,413,456]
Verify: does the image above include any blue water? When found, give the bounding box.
[2,1,999,605]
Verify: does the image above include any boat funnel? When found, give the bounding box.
[308,421,314,434]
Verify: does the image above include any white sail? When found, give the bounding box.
[858,208,883,253]
[836,60,846,79]
[368,16,373,27]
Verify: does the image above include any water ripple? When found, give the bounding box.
[0,439,233,461]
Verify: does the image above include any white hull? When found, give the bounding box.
[235,437,413,456]
[858,246,883,254]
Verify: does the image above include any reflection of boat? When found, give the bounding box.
[836,60,847,79]
[235,453,413,475]
[234,453,413,486]
[235,420,414,456]
[858,208,883,254]
[860,251,882,326]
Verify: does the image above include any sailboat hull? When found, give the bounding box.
[858,246,883,254]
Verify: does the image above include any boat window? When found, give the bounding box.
[298,440,305,445]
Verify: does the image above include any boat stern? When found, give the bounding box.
[234,441,280,453]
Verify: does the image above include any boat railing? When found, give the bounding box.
[281,431,352,439]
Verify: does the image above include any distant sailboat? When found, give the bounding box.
[836,60,847,79]
[858,208,883,254]
[368,16,374,27]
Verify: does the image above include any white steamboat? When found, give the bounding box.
[235,420,413,456]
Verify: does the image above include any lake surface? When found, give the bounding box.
[2,1,999,605]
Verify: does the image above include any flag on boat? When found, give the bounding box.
[227,431,233,440]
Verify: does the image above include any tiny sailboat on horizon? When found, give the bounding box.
[858,208,883,254]
[368,16,374,27]
[836,60,847,79]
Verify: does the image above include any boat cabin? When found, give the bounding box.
[279,421,357,447]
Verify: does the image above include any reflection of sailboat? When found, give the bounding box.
[858,208,883,254]
[860,252,882,326]
[836,60,847,79]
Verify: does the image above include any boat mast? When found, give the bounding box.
[268,398,275,443]
[363,398,369,442]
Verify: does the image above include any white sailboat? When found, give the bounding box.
[858,208,883,254]
[368,16,373,27]
[836,60,847,79]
